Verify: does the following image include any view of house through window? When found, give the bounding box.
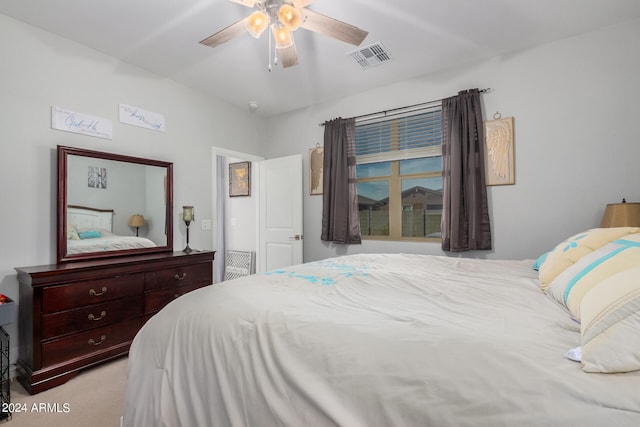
[355,108,443,240]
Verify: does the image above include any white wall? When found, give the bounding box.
[0,13,267,362]
[264,18,640,263]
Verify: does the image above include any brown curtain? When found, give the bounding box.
[441,89,492,252]
[321,118,361,244]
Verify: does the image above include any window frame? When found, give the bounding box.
[355,109,443,242]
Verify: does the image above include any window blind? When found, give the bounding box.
[354,106,442,164]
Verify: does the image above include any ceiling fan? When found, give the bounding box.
[199,0,368,69]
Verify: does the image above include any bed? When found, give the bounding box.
[123,229,640,427]
[67,205,156,254]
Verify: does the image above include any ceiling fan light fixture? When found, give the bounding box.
[244,10,270,38]
[278,4,301,31]
[271,23,294,49]
[200,0,369,69]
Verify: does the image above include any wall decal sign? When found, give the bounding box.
[119,104,165,132]
[51,106,113,140]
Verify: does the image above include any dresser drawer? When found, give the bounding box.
[41,296,142,339]
[145,264,211,291]
[143,282,207,315]
[42,273,144,314]
[41,317,141,367]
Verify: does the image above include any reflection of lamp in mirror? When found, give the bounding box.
[128,214,145,237]
[600,198,640,227]
[182,206,194,253]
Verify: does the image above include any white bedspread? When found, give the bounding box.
[123,254,640,427]
[67,232,156,254]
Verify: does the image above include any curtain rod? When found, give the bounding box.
[318,88,491,127]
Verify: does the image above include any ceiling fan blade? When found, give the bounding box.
[228,0,257,7]
[292,0,315,8]
[200,20,247,48]
[278,42,299,68]
[300,9,368,46]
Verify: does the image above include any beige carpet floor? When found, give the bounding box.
[7,357,127,427]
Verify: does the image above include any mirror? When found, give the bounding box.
[57,145,173,263]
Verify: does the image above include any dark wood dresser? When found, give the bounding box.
[15,250,214,394]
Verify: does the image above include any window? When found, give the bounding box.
[355,107,443,240]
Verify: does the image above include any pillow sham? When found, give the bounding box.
[539,227,640,289]
[78,230,102,239]
[580,267,640,373]
[67,224,79,240]
[532,252,548,271]
[546,233,640,318]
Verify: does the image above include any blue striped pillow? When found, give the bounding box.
[546,233,640,319]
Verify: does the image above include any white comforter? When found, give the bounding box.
[123,254,640,427]
[67,232,156,254]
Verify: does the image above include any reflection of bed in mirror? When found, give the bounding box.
[66,205,156,254]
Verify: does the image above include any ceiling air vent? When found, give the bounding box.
[348,42,391,70]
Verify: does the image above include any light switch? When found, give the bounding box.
[202,219,212,230]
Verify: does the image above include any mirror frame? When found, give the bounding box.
[57,145,174,263]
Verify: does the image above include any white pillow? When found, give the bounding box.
[546,233,640,319]
[580,267,640,373]
[539,227,640,289]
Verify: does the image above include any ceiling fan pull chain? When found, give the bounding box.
[268,29,273,72]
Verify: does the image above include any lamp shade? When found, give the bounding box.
[272,24,293,48]
[600,202,640,227]
[244,10,269,38]
[183,206,194,223]
[278,4,301,31]
[128,214,145,227]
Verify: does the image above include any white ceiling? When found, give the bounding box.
[2,0,640,117]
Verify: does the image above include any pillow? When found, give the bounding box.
[532,252,548,271]
[67,224,79,240]
[78,230,102,239]
[77,228,112,236]
[580,267,640,373]
[539,227,640,289]
[546,233,640,318]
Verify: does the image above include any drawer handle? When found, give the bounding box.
[89,287,108,297]
[174,273,187,281]
[88,311,107,321]
[88,335,106,346]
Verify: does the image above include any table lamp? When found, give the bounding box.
[183,206,194,253]
[128,214,145,236]
[600,198,640,227]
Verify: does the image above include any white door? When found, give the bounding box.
[258,154,303,272]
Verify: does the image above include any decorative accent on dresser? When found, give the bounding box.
[15,250,214,394]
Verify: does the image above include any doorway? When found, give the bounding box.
[211,148,303,281]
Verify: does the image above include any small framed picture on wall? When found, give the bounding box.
[229,161,251,197]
